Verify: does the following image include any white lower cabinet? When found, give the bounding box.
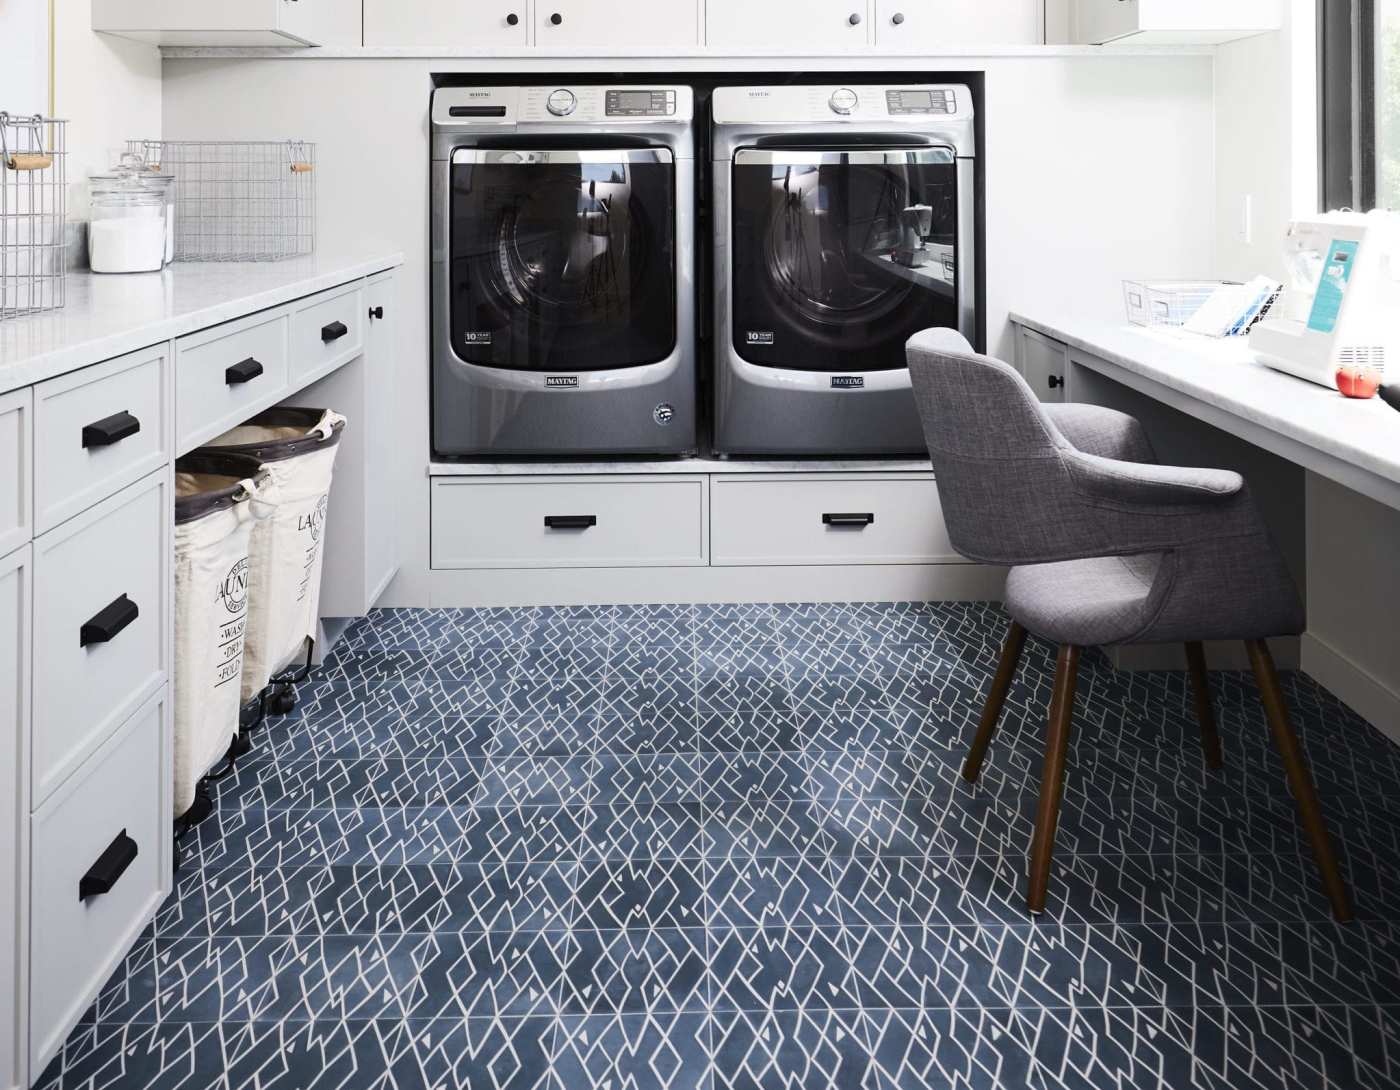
[432,476,709,569]
[706,0,871,50]
[0,390,31,560]
[875,0,1040,46]
[711,474,962,566]
[29,689,168,1077]
[1017,326,1069,403]
[365,0,528,46]
[0,546,29,1090]
[32,471,169,807]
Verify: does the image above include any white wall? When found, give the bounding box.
[0,0,49,113]
[51,0,161,217]
[161,53,1219,608]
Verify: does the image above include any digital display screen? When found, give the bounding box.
[898,91,937,109]
[616,91,656,110]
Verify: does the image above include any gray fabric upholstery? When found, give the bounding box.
[906,329,1305,646]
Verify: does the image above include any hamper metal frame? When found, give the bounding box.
[127,139,316,262]
[1,113,67,319]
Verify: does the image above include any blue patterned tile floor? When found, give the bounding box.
[39,602,1400,1089]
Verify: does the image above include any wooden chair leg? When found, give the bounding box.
[1245,639,1354,922]
[1184,641,1224,770]
[962,622,1028,783]
[1027,644,1080,914]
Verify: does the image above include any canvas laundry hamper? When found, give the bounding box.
[173,451,268,818]
[203,407,347,705]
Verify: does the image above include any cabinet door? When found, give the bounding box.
[707,0,870,50]
[1073,0,1139,43]
[277,0,361,45]
[538,0,699,48]
[876,0,1039,45]
[0,545,30,1090]
[364,0,528,46]
[1017,327,1069,404]
[364,272,400,606]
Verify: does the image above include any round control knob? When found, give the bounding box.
[546,88,577,117]
[829,88,859,115]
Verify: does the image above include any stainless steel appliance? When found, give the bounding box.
[712,84,978,456]
[431,85,697,457]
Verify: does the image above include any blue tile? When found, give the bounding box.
[707,927,862,1013]
[549,1013,710,1090]
[561,928,710,1015]
[577,803,706,862]
[391,929,569,1020]
[573,859,707,930]
[710,1008,874,1090]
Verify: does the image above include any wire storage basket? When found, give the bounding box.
[127,139,315,262]
[1122,280,1226,328]
[1,113,67,318]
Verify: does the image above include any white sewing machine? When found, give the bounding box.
[1249,211,1400,388]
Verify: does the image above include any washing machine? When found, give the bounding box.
[712,84,978,456]
[431,85,697,457]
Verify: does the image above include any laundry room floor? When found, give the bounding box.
[38,603,1400,1090]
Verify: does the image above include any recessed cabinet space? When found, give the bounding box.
[706,0,872,51]
[537,0,699,49]
[364,0,528,48]
[1072,0,1282,45]
[875,0,1041,47]
[92,0,361,46]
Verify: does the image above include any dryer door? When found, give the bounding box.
[731,146,968,372]
[450,147,677,372]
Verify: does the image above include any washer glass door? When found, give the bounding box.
[450,147,677,371]
[731,147,961,372]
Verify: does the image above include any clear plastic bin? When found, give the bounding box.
[1123,280,1229,328]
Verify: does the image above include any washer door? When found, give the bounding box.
[731,147,961,372]
[450,147,677,372]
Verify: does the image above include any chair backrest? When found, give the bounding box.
[906,328,1076,565]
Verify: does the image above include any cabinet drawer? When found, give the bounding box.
[711,474,961,566]
[33,472,168,805]
[291,282,364,384]
[30,690,166,1076]
[0,388,31,557]
[33,346,170,534]
[176,310,290,453]
[432,476,709,569]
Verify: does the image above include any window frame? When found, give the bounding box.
[1320,0,1379,209]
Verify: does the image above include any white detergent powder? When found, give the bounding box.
[89,216,166,273]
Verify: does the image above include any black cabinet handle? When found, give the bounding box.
[550,12,563,24]
[81,410,141,449]
[369,305,384,320]
[321,320,349,343]
[79,831,138,901]
[891,11,906,24]
[848,12,862,24]
[506,12,519,24]
[80,594,139,648]
[1048,375,1065,390]
[225,357,264,385]
[823,513,876,528]
[544,515,597,530]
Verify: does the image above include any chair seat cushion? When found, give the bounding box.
[1006,553,1165,647]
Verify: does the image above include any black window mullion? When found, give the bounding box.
[1320,0,1378,210]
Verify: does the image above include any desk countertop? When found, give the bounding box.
[1010,310,1400,509]
[0,250,403,395]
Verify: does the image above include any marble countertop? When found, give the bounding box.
[1010,310,1400,499]
[0,250,403,395]
[430,453,934,476]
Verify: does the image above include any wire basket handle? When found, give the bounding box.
[286,140,314,174]
[0,113,54,171]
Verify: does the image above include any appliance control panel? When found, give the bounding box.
[433,86,693,127]
[712,85,973,125]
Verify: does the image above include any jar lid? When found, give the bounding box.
[90,152,174,196]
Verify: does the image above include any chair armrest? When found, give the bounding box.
[1067,451,1244,508]
[1043,403,1156,463]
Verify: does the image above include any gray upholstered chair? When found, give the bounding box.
[906,328,1352,921]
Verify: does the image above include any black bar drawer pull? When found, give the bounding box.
[823,513,876,528]
[81,410,141,449]
[225,357,264,385]
[544,515,597,530]
[321,320,349,343]
[80,594,139,648]
[79,830,138,901]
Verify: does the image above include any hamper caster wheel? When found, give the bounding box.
[270,686,297,715]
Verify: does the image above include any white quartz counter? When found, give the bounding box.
[429,454,934,476]
[0,250,403,395]
[1010,310,1400,510]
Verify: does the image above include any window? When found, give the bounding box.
[1382,0,1400,206]
[1320,0,1384,209]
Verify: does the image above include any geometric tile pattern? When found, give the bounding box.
[39,602,1400,1089]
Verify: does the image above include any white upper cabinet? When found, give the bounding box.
[364,0,528,47]
[876,0,1040,47]
[707,0,872,50]
[537,0,699,48]
[1072,0,1282,45]
[92,0,360,46]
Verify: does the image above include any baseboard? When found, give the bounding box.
[429,563,1008,608]
[1302,632,1400,746]
[1109,637,1301,673]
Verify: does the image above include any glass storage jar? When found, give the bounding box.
[88,154,174,274]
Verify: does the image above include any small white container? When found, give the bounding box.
[88,154,174,275]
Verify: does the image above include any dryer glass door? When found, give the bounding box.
[450,147,677,372]
[731,147,963,372]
